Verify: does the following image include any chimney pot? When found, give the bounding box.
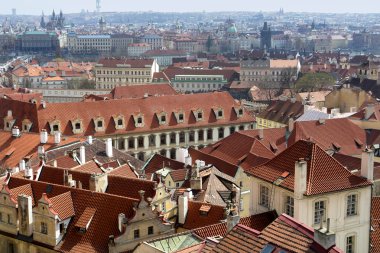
[79,146,86,164]
[105,138,113,158]
[54,132,61,144]
[40,129,48,144]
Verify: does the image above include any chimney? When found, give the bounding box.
[314,218,336,250]
[294,158,307,199]
[190,166,202,190]
[178,194,189,224]
[7,110,12,117]
[87,135,93,145]
[54,132,61,144]
[118,213,126,232]
[361,148,374,181]
[89,173,108,193]
[318,118,326,125]
[19,160,26,171]
[365,104,375,120]
[41,100,46,109]
[258,128,264,140]
[321,107,328,114]
[37,146,45,156]
[40,129,48,144]
[17,195,33,237]
[105,138,113,158]
[227,203,240,232]
[79,146,86,165]
[12,126,20,137]
[64,170,76,187]
[24,165,33,179]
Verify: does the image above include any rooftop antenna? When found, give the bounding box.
[96,0,101,13]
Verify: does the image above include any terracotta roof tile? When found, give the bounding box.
[258,99,304,124]
[0,92,253,137]
[183,201,225,230]
[97,58,154,68]
[288,118,366,156]
[6,176,137,253]
[49,191,75,220]
[247,140,372,196]
[371,197,380,253]
[75,207,96,229]
[109,84,177,99]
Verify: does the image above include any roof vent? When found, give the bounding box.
[12,126,20,138]
[318,118,325,125]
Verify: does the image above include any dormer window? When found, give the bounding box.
[71,119,84,134]
[49,120,61,134]
[175,111,185,124]
[133,113,144,128]
[198,112,203,120]
[193,109,204,122]
[156,112,168,126]
[93,117,105,132]
[113,115,125,130]
[234,107,244,118]
[3,113,15,131]
[213,108,224,120]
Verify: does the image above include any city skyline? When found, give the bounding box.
[3,0,380,15]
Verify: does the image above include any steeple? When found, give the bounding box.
[40,11,46,28]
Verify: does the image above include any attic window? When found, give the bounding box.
[332,142,341,152]
[53,125,59,131]
[75,123,81,130]
[199,205,211,216]
[117,119,123,126]
[238,108,243,115]
[354,138,363,148]
[178,113,184,121]
[137,117,142,124]
[197,112,203,120]
[97,121,103,128]
[218,110,223,117]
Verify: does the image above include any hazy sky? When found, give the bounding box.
[3,0,380,15]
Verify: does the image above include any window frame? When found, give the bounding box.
[314,200,326,225]
[346,193,358,217]
[259,185,270,208]
[284,196,294,217]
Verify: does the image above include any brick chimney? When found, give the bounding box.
[294,158,307,199]
[361,148,374,181]
[178,189,192,224]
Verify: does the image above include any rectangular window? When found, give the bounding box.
[41,222,48,234]
[0,212,2,222]
[347,194,358,216]
[346,235,355,253]
[314,201,326,224]
[285,196,294,217]
[259,185,269,208]
[134,229,140,239]
[128,138,135,149]
[240,198,244,211]
[161,202,166,212]
[7,214,11,224]
[148,226,154,235]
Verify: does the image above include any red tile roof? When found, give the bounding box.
[143,154,185,175]
[108,163,137,178]
[193,211,277,239]
[37,165,156,201]
[109,84,177,99]
[371,197,380,253]
[183,201,225,230]
[48,191,75,220]
[258,99,304,124]
[206,214,344,253]
[246,140,371,196]
[6,176,137,253]
[0,92,253,137]
[288,118,366,156]
[0,131,80,170]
